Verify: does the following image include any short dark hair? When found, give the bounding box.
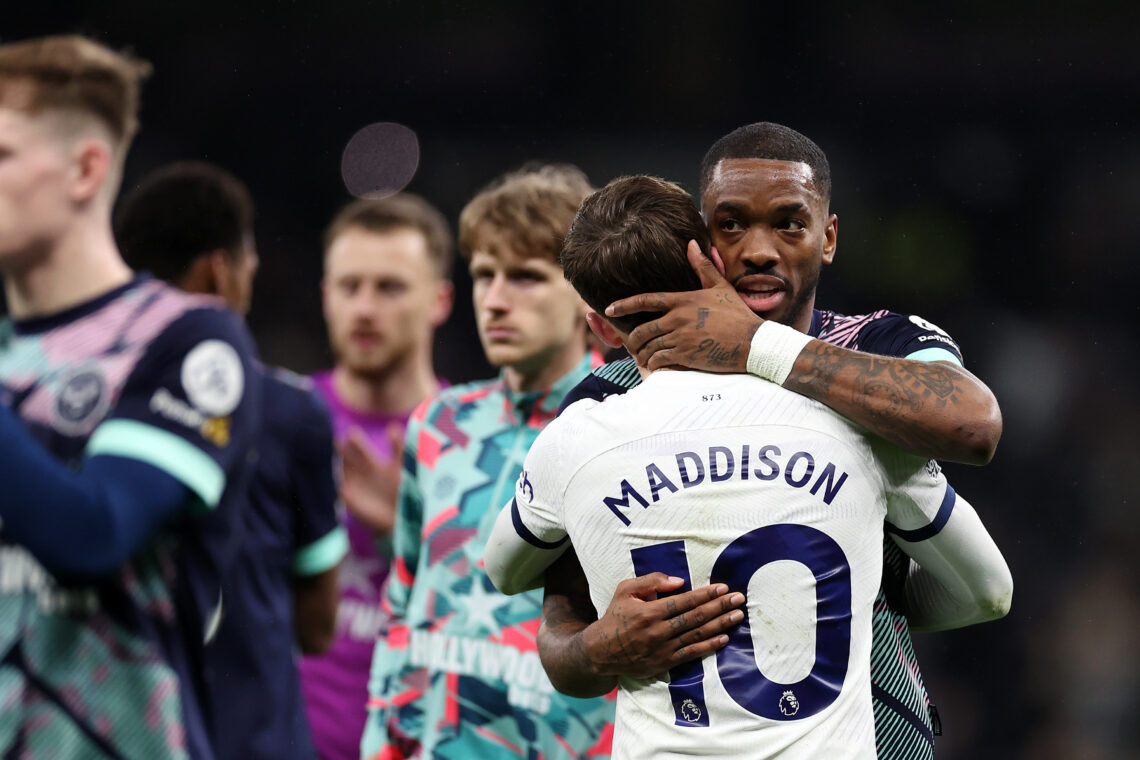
[114,161,254,282]
[458,163,593,264]
[561,175,709,334]
[699,122,831,203]
[324,193,454,278]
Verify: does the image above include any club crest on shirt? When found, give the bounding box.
[517,470,534,503]
[181,339,244,416]
[54,369,109,434]
[779,690,800,717]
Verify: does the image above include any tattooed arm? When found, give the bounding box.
[537,549,745,698]
[608,243,1001,465]
[785,342,1001,464]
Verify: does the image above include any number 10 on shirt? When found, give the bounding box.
[631,523,852,726]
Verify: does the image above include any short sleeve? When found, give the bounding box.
[510,421,574,546]
[872,438,957,542]
[858,313,965,366]
[84,307,261,510]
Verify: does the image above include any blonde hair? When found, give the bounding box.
[0,35,151,155]
[458,163,593,262]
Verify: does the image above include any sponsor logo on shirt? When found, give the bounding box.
[408,630,555,713]
[181,340,244,416]
[149,388,232,446]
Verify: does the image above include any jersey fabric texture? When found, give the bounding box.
[0,276,261,760]
[299,370,446,760]
[362,352,616,760]
[558,309,964,760]
[208,368,348,760]
[513,370,956,759]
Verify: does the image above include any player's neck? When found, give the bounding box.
[332,356,439,416]
[3,218,131,320]
[503,340,588,394]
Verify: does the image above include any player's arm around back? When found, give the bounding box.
[877,443,1013,631]
[609,244,1002,465]
[891,490,1013,631]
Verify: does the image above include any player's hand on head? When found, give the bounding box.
[337,425,402,537]
[582,572,745,680]
[606,241,762,374]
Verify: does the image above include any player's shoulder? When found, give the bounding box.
[140,282,255,357]
[410,376,499,421]
[558,358,640,416]
[815,307,962,362]
[260,366,329,427]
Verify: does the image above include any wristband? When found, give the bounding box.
[746,321,813,385]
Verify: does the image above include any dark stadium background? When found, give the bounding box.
[5,3,1138,758]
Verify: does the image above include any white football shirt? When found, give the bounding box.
[501,370,956,760]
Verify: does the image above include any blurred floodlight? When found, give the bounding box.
[340,121,420,199]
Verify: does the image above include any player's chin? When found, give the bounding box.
[344,349,395,376]
[481,343,520,368]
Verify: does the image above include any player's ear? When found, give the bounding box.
[432,278,455,328]
[208,249,231,290]
[68,138,112,204]
[585,311,624,349]
[822,213,838,265]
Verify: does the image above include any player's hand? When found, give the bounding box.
[338,424,403,537]
[582,572,745,680]
[605,240,762,373]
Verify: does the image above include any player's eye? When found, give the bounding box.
[779,219,806,231]
[378,280,408,296]
[510,270,545,284]
[718,218,744,232]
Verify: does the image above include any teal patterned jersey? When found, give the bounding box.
[559,309,966,760]
[363,352,616,760]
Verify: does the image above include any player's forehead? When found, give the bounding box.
[325,225,434,279]
[468,239,558,274]
[0,99,45,144]
[701,158,823,215]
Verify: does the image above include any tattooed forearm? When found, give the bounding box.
[785,340,1000,464]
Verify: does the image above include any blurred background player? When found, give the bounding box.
[0,37,260,759]
[299,194,454,760]
[538,122,1004,759]
[114,160,348,760]
[361,164,615,759]
[487,173,1011,759]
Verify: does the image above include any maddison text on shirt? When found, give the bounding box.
[603,444,850,526]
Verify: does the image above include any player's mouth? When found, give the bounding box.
[350,331,383,350]
[734,274,788,315]
[483,324,516,341]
